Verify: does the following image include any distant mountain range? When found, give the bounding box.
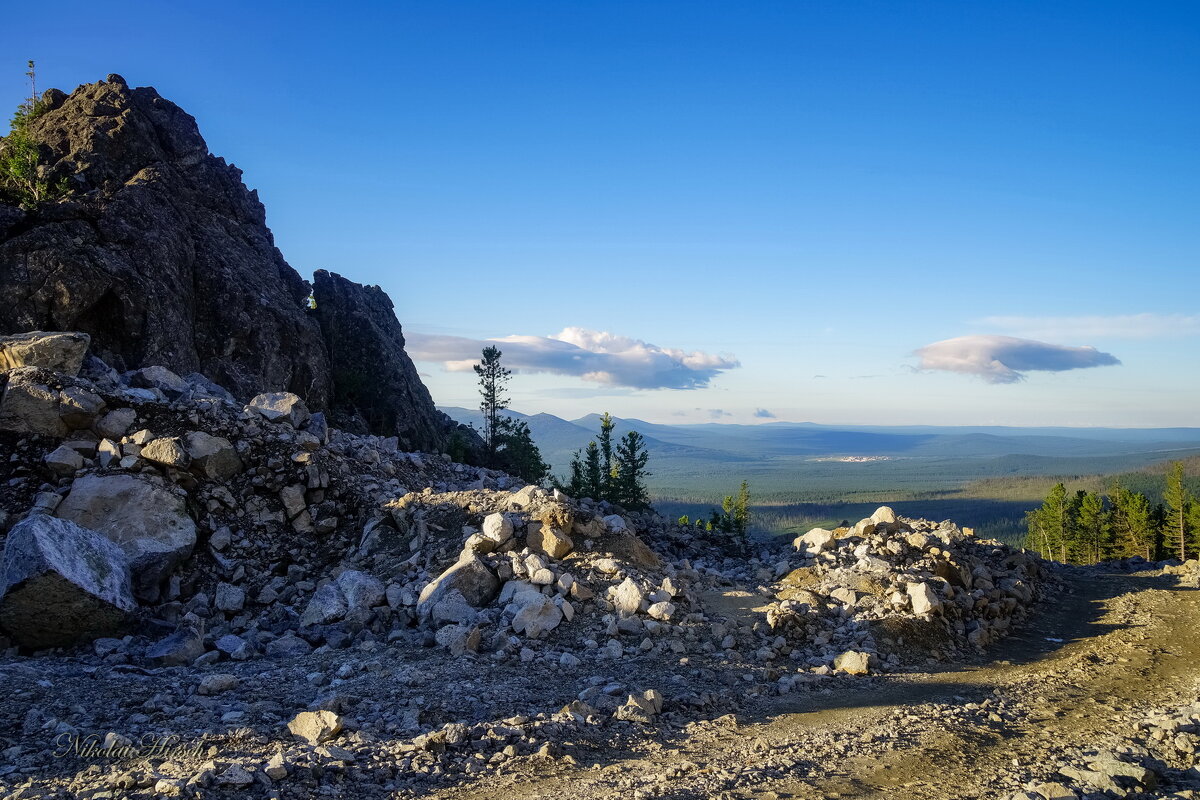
[438,407,1200,501]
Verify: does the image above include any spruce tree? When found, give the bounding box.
[1075,491,1108,564]
[1111,484,1154,560]
[613,430,650,510]
[583,441,603,499]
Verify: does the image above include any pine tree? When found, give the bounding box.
[1164,461,1192,561]
[1026,482,1070,562]
[613,430,650,509]
[734,480,751,539]
[473,346,510,465]
[598,412,616,499]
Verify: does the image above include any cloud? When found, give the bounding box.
[407,327,739,390]
[978,313,1200,340]
[914,335,1120,384]
[707,409,731,419]
[753,408,776,418]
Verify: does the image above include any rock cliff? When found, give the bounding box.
[0,75,469,453]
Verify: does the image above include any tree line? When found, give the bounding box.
[559,412,651,510]
[471,347,651,509]
[1025,461,1200,563]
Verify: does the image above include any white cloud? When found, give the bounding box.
[407,327,739,390]
[978,313,1200,340]
[914,335,1120,384]
[753,408,776,418]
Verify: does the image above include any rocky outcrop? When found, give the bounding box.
[0,78,470,453]
[311,270,473,452]
[0,76,332,407]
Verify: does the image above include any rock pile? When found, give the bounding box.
[0,330,1055,798]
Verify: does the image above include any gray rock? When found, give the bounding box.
[44,444,85,476]
[301,583,348,627]
[610,577,643,616]
[56,473,198,601]
[417,554,500,621]
[182,432,243,479]
[0,515,135,649]
[94,407,137,439]
[833,650,871,675]
[249,392,310,428]
[0,331,91,375]
[336,570,385,610]
[214,583,245,613]
[511,595,564,638]
[146,626,205,667]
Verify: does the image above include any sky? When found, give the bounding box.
[3,1,1198,427]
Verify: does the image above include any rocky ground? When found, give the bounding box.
[1,331,1198,800]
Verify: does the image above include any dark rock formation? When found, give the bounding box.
[312,270,477,453]
[0,76,474,454]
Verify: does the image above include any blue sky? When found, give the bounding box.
[4,1,1197,426]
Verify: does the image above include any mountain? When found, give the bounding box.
[438,407,749,476]
[0,75,472,452]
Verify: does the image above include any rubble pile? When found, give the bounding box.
[0,330,1055,798]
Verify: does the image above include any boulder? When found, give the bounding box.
[871,506,898,525]
[833,650,871,675]
[128,366,187,398]
[57,386,106,428]
[0,331,91,375]
[481,513,513,546]
[44,444,85,476]
[214,583,245,613]
[182,431,243,479]
[94,407,137,439]
[287,710,342,745]
[146,626,205,667]
[610,577,643,616]
[55,474,197,601]
[249,392,311,428]
[511,595,564,638]
[907,581,941,615]
[417,554,500,621]
[526,521,574,559]
[795,527,836,555]
[434,623,480,655]
[141,436,191,469]
[336,570,385,610]
[0,370,68,436]
[300,583,349,627]
[0,515,135,649]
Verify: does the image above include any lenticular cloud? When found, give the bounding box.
[914,335,1120,384]
[407,327,739,390]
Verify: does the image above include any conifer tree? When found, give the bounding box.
[613,430,650,509]
[1075,490,1109,564]
[583,441,603,499]
[494,417,548,484]
[1111,484,1155,560]
[1164,461,1192,561]
[598,412,616,497]
[473,346,510,464]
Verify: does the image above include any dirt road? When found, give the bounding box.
[432,568,1200,799]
